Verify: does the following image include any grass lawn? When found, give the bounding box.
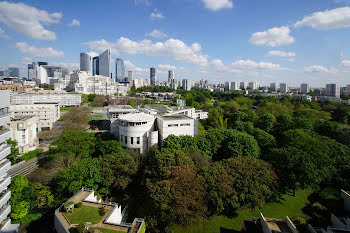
[89,227,125,233]
[174,189,313,233]
[90,114,103,118]
[64,205,103,224]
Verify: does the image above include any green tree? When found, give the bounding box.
[7,139,19,162]
[99,153,137,194]
[32,183,54,209]
[255,113,276,133]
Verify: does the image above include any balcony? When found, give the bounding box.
[0,218,19,233]
[0,177,10,194]
[0,130,10,145]
[0,161,10,178]
[0,190,11,209]
[0,145,10,161]
[0,114,9,128]
[0,205,10,224]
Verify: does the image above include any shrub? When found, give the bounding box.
[76,223,85,233]
[99,206,107,216]
[75,202,82,208]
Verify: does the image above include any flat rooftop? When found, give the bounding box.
[108,105,134,110]
[118,113,155,122]
[56,188,144,233]
[157,114,193,120]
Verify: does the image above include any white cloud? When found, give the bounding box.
[21,57,34,65]
[268,50,296,57]
[341,60,350,67]
[16,42,64,58]
[295,7,350,30]
[147,29,168,38]
[0,27,9,39]
[68,19,80,27]
[150,9,165,19]
[210,59,241,73]
[87,51,99,58]
[158,64,176,70]
[0,1,61,40]
[202,0,233,11]
[52,62,79,70]
[304,65,339,73]
[231,60,286,70]
[84,37,209,66]
[124,60,148,74]
[249,26,295,47]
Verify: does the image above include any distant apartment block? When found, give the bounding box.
[150,67,156,86]
[54,187,145,233]
[300,83,310,94]
[248,82,259,90]
[280,83,288,93]
[269,82,279,92]
[0,90,20,233]
[0,83,35,92]
[326,83,341,99]
[10,103,60,131]
[9,116,38,154]
[11,93,81,107]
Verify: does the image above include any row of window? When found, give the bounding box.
[120,121,148,127]
[120,135,141,145]
[168,123,191,127]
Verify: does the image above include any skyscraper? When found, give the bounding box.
[326,83,340,98]
[128,71,133,82]
[168,70,174,82]
[0,90,20,232]
[8,67,20,78]
[115,58,125,82]
[248,82,259,90]
[240,82,247,90]
[231,82,239,91]
[92,57,99,75]
[98,49,111,77]
[80,52,92,72]
[270,82,278,92]
[300,83,310,94]
[150,67,156,86]
[182,79,192,91]
[280,83,288,93]
[225,82,231,91]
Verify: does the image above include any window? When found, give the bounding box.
[137,137,140,144]
[125,136,128,144]
[168,124,178,127]
[131,137,134,145]
[180,123,191,126]
[120,135,123,143]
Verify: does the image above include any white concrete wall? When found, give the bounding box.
[157,117,195,142]
[260,213,271,233]
[286,216,299,233]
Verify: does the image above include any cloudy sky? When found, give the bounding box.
[1,0,350,87]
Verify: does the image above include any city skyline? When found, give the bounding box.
[1,0,350,86]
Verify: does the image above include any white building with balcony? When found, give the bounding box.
[0,90,19,233]
[9,116,38,154]
[9,103,60,131]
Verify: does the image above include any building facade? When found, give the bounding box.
[248,82,259,90]
[150,67,156,86]
[92,56,99,76]
[0,90,20,233]
[80,52,92,72]
[182,79,192,91]
[9,103,60,131]
[8,68,19,78]
[9,116,38,154]
[115,58,125,82]
[99,49,111,78]
[11,93,81,106]
[230,82,239,91]
[300,83,310,94]
[280,83,288,93]
[326,83,341,98]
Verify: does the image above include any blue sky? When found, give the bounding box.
[1,0,350,87]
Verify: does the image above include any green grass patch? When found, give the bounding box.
[90,114,103,118]
[60,106,75,112]
[63,205,103,224]
[19,149,43,162]
[174,189,313,233]
[89,227,125,233]
[139,221,146,233]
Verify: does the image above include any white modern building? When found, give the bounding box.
[119,113,158,153]
[11,93,81,107]
[230,82,239,91]
[280,83,288,93]
[133,78,148,89]
[182,79,193,91]
[9,116,38,154]
[0,90,20,233]
[224,82,231,91]
[248,82,259,90]
[9,103,60,131]
[240,82,247,90]
[73,71,128,96]
[300,83,310,94]
[80,52,92,72]
[108,106,140,138]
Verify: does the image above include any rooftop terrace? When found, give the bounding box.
[55,187,145,233]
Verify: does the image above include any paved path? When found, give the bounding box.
[8,152,48,177]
